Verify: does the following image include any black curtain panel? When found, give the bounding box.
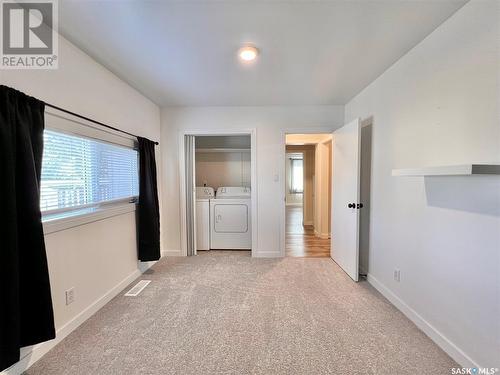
[0,86,55,371]
[137,137,161,261]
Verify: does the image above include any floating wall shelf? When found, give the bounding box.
[392,164,500,177]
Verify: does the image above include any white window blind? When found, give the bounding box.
[40,130,139,214]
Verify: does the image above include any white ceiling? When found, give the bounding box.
[59,1,466,107]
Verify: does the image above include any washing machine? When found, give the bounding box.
[210,187,251,250]
[196,187,214,250]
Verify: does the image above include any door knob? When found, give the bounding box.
[357,203,364,209]
[348,203,355,208]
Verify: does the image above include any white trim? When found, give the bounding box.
[178,128,258,257]
[45,109,136,149]
[367,273,479,369]
[42,196,135,216]
[3,263,155,375]
[178,132,188,256]
[253,251,281,258]
[161,249,183,257]
[285,203,303,207]
[43,203,136,235]
[280,126,340,257]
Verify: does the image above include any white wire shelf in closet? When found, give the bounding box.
[195,148,251,153]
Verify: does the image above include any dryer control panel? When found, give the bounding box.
[215,186,251,199]
[196,186,215,199]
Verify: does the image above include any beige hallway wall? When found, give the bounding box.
[195,151,251,189]
[314,139,332,238]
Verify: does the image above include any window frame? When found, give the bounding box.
[41,110,140,232]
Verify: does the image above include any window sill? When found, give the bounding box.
[42,203,137,235]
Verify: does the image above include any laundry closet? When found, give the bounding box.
[194,135,252,251]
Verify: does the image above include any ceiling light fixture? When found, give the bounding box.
[238,45,259,62]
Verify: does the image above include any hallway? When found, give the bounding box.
[285,206,330,258]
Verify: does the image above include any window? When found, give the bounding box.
[40,130,139,216]
[290,157,303,193]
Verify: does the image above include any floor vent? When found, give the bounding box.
[124,280,151,297]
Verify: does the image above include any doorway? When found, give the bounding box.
[284,134,332,258]
[281,121,372,282]
[179,129,257,257]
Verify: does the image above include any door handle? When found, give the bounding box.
[357,203,364,209]
[348,203,355,209]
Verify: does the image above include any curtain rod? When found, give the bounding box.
[44,102,159,145]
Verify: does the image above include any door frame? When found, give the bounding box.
[179,128,257,257]
[358,116,374,276]
[279,126,338,257]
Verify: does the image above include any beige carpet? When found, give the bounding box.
[26,251,456,374]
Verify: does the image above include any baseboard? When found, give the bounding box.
[314,230,330,239]
[161,249,183,256]
[253,251,282,258]
[285,203,302,207]
[366,273,479,369]
[3,262,156,375]
[358,265,367,276]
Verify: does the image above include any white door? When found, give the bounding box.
[331,118,361,281]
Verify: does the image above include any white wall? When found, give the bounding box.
[161,106,344,256]
[303,147,315,226]
[345,0,499,368]
[1,35,161,374]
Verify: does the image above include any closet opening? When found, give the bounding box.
[180,131,256,257]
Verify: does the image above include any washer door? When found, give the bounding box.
[213,204,248,233]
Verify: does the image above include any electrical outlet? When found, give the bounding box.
[393,269,401,282]
[65,288,75,305]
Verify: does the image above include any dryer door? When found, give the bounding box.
[213,204,249,233]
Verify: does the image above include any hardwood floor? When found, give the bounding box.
[285,206,330,258]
